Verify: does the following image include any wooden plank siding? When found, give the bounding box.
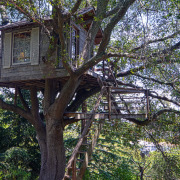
[0,20,88,83]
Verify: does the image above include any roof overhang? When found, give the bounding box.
[78,7,103,45]
[0,7,103,44]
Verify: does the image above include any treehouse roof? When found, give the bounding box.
[0,7,103,45]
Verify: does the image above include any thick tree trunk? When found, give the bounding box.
[36,126,47,179]
[36,77,80,180]
[38,116,65,180]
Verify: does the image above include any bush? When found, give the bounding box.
[0,147,31,180]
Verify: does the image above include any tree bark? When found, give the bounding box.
[36,126,47,179]
[39,116,65,180]
[38,77,80,180]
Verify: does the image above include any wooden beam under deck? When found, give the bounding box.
[64,112,146,120]
[0,70,101,90]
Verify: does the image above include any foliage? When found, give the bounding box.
[0,107,40,179]
[146,150,180,179]
[0,0,179,178]
[0,147,31,180]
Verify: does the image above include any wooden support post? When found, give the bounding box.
[81,101,87,133]
[72,159,77,180]
[108,87,111,120]
[81,101,87,159]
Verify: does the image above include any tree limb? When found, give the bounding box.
[149,92,180,107]
[63,117,81,126]
[71,0,83,14]
[131,31,180,52]
[30,87,40,118]
[105,0,124,17]
[151,108,180,120]
[79,0,109,63]
[17,88,30,112]
[0,97,33,123]
[126,109,180,126]
[66,87,101,112]
[55,6,74,75]
[5,0,51,37]
[77,38,179,77]
[134,73,180,94]
[98,0,136,53]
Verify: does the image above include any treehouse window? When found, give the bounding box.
[13,32,31,64]
[71,27,79,62]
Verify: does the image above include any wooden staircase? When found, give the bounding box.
[63,63,150,180]
[63,86,107,180]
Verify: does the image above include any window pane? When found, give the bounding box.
[71,28,76,61]
[13,32,31,64]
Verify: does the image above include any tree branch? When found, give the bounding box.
[63,117,81,126]
[5,0,51,37]
[66,87,100,112]
[55,6,74,75]
[79,0,109,63]
[49,76,81,121]
[30,87,46,131]
[126,118,149,126]
[71,0,83,14]
[43,79,58,115]
[134,73,180,94]
[0,97,33,123]
[77,38,179,77]
[98,0,136,53]
[126,109,180,126]
[131,31,180,52]
[105,0,124,17]
[152,108,180,120]
[149,92,180,107]
[17,88,30,112]
[30,87,40,119]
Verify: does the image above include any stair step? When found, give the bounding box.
[110,107,144,110]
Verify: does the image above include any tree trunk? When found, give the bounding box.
[38,116,66,180]
[36,126,47,179]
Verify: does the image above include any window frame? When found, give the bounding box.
[71,25,79,67]
[12,30,31,65]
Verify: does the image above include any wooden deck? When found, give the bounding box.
[64,112,146,120]
[0,70,101,90]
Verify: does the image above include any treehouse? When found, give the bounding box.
[0,7,102,89]
[0,7,151,180]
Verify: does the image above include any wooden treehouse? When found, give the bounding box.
[0,7,150,180]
